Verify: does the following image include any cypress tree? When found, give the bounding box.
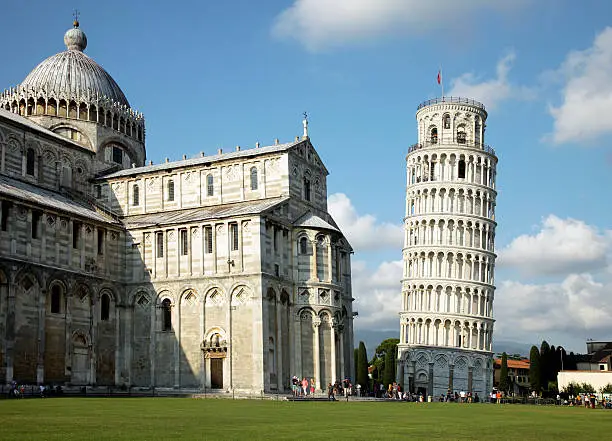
[540,340,551,389]
[383,350,395,387]
[357,341,369,392]
[354,348,358,383]
[529,345,541,394]
[499,352,509,393]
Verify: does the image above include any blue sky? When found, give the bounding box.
[2,0,612,353]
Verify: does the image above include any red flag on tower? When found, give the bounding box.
[437,70,441,85]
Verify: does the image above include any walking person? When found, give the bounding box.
[327,383,336,401]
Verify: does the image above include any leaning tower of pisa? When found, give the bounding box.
[397,97,498,399]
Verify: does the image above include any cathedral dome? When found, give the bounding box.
[19,21,129,107]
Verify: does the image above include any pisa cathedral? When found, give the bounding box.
[0,21,355,393]
[398,97,497,397]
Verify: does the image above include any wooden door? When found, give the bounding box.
[211,358,223,389]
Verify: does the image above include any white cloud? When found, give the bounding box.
[448,52,535,109]
[352,259,403,331]
[548,27,612,144]
[328,193,403,251]
[494,274,612,350]
[497,215,611,275]
[272,0,529,52]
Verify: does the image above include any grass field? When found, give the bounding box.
[0,398,611,440]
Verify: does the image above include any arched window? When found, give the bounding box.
[50,285,61,314]
[162,298,172,331]
[132,184,140,206]
[100,293,110,321]
[457,125,467,144]
[303,177,311,201]
[206,174,214,196]
[26,148,35,176]
[299,237,308,254]
[167,179,175,201]
[458,160,466,179]
[443,114,451,129]
[430,127,438,144]
[250,167,258,190]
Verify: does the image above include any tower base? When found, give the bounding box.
[397,345,493,400]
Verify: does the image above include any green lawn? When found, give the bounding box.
[0,398,610,440]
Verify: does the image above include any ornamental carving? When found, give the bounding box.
[43,149,57,163]
[191,228,199,238]
[46,215,55,228]
[144,233,151,243]
[16,207,27,221]
[241,220,249,233]
[136,294,150,308]
[8,139,20,152]
[167,231,175,241]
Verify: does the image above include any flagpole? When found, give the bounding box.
[440,66,444,99]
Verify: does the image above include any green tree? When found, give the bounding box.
[600,383,612,394]
[357,341,369,392]
[540,340,551,390]
[370,338,400,386]
[499,352,509,393]
[529,345,541,394]
[580,382,595,393]
[353,348,358,383]
[383,350,395,387]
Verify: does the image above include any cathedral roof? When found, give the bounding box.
[123,196,289,228]
[0,175,118,224]
[0,107,85,149]
[99,140,305,180]
[294,212,340,233]
[18,21,129,107]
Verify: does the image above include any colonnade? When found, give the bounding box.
[402,285,493,317]
[294,312,345,390]
[407,152,495,188]
[400,317,493,351]
[0,90,144,141]
[406,218,495,251]
[404,251,494,285]
[407,187,495,219]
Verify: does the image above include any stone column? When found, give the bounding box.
[330,323,336,384]
[188,227,193,276]
[313,318,321,390]
[326,241,333,282]
[311,240,318,281]
[468,366,473,393]
[293,314,301,377]
[149,301,156,387]
[175,227,180,277]
[338,327,345,380]
[64,288,72,384]
[275,301,283,391]
[428,362,434,397]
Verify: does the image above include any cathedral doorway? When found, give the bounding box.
[210,358,223,389]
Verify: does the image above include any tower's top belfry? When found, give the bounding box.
[414,97,488,153]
